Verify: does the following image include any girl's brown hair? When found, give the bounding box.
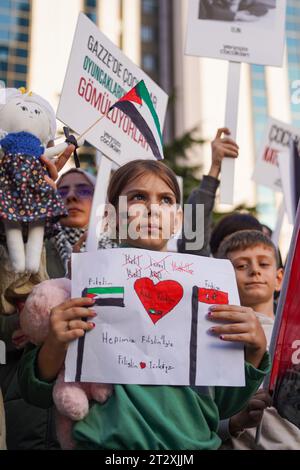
[107,159,181,207]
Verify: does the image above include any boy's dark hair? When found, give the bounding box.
[210,213,263,256]
[217,229,280,267]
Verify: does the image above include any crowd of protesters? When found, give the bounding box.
[0,127,299,450]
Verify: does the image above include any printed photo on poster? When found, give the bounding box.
[185,0,286,66]
[198,0,276,24]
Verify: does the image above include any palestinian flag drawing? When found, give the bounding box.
[198,288,228,305]
[82,287,125,307]
[76,286,125,381]
[189,287,229,385]
[109,80,164,161]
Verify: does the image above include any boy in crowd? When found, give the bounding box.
[217,230,300,449]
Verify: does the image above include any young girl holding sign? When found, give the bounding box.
[18,159,270,450]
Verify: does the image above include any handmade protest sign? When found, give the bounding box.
[267,202,300,430]
[57,13,168,166]
[185,0,286,204]
[253,118,300,193]
[65,248,244,386]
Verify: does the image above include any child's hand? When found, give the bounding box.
[229,390,272,436]
[207,305,267,368]
[208,128,239,179]
[41,144,75,189]
[48,297,96,346]
[38,297,96,381]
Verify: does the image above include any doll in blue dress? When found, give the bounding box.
[0,88,72,273]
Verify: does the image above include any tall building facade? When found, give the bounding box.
[0,0,31,89]
[286,0,300,127]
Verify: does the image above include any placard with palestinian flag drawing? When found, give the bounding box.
[66,248,244,386]
[57,12,168,165]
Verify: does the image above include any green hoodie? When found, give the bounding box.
[18,345,270,450]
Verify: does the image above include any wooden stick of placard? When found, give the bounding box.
[220,61,241,205]
[86,151,113,252]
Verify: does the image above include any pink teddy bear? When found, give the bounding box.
[21,278,112,449]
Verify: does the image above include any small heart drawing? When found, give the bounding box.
[134,278,184,324]
[140,362,146,369]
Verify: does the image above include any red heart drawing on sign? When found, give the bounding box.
[134,278,184,324]
[140,362,146,369]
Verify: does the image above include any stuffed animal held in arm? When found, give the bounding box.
[21,278,113,450]
[0,88,72,274]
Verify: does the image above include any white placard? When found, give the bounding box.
[252,118,300,192]
[185,0,286,67]
[66,248,245,387]
[57,13,168,165]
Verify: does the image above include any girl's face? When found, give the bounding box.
[58,172,94,228]
[118,172,182,251]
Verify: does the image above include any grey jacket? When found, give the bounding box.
[177,175,219,256]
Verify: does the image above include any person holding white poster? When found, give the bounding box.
[19,160,270,450]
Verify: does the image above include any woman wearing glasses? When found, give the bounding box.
[46,168,116,279]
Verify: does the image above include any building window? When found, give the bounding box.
[142,0,157,14]
[86,0,97,7]
[84,0,97,23]
[0,62,7,72]
[14,79,26,88]
[15,48,28,57]
[142,54,157,72]
[141,25,155,42]
[14,63,26,73]
[15,2,30,12]
[18,17,29,27]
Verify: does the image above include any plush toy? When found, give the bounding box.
[0,88,78,274]
[21,278,113,450]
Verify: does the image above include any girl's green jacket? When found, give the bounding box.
[18,345,270,450]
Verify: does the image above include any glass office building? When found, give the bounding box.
[286,0,300,127]
[0,0,31,89]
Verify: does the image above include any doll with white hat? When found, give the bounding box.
[0,88,77,274]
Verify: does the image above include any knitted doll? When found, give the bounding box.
[0,88,76,274]
[21,278,113,450]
